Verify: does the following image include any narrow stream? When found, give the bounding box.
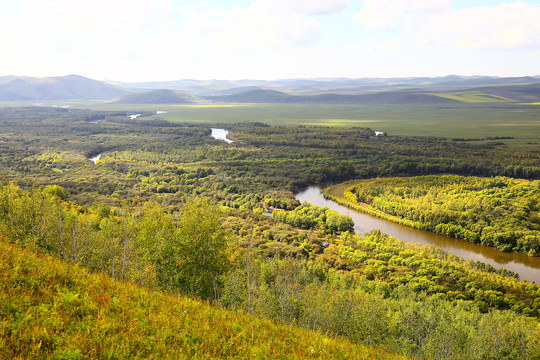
[296,185,540,283]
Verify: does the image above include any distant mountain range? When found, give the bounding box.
[111,75,540,95]
[1,74,540,104]
[0,75,131,101]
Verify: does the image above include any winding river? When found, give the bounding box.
[296,185,540,283]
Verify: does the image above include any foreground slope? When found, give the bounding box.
[0,240,407,360]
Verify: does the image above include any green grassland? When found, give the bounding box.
[6,101,540,143]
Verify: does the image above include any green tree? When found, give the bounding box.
[157,198,230,301]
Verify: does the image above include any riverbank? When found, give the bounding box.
[323,181,423,231]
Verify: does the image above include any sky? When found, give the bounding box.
[1,0,540,82]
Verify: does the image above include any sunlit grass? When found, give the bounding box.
[0,239,409,359]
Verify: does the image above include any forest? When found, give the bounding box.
[1,106,540,359]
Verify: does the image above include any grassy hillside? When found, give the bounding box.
[0,239,407,360]
[479,83,540,102]
[422,83,540,103]
[422,90,515,103]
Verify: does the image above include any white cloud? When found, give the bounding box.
[185,1,322,50]
[408,0,451,14]
[416,2,540,50]
[379,39,405,53]
[352,1,540,52]
[270,0,349,15]
[1,0,537,81]
[0,0,325,80]
[352,0,408,31]
[352,0,452,31]
[0,0,176,60]
[363,39,404,53]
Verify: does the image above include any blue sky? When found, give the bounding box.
[1,0,539,81]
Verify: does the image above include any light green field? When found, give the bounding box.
[3,101,540,143]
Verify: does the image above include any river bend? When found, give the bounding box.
[296,185,540,283]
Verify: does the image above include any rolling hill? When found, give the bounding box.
[209,89,295,103]
[422,83,540,103]
[206,82,540,104]
[206,88,460,104]
[113,89,201,104]
[0,75,131,101]
[473,83,540,102]
[2,74,539,104]
[112,75,540,95]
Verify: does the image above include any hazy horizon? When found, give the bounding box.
[2,73,540,84]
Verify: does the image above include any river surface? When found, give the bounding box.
[210,128,233,143]
[89,154,101,164]
[296,185,540,283]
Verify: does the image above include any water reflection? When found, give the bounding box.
[295,186,540,283]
